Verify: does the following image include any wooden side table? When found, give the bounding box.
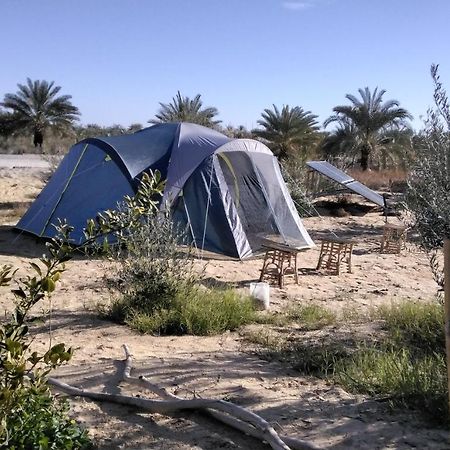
[258,236,311,288]
[259,247,298,288]
[380,223,407,254]
[316,237,355,275]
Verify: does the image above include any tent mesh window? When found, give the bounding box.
[217,151,280,249]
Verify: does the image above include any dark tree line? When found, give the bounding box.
[1,78,416,170]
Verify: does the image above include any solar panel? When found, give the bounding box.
[306,161,385,208]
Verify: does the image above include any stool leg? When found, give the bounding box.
[316,242,325,270]
[259,251,270,282]
[294,253,299,284]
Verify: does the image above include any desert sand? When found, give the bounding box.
[0,167,448,449]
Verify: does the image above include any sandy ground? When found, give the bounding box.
[0,167,448,449]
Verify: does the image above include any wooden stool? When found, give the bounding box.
[316,237,355,275]
[380,223,407,254]
[259,248,299,289]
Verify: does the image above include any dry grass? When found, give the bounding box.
[348,168,409,192]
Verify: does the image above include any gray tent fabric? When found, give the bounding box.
[16,122,314,258]
[306,160,386,208]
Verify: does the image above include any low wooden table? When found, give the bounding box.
[316,236,355,275]
[259,236,311,288]
[380,223,407,254]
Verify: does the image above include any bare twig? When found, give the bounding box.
[48,345,320,450]
[121,345,318,450]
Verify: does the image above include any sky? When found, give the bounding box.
[1,0,449,131]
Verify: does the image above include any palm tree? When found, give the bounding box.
[149,91,221,128]
[222,124,253,139]
[321,119,360,165]
[1,78,80,148]
[324,87,412,170]
[252,104,319,159]
[0,109,17,137]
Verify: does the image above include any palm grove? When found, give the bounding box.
[0,77,416,172]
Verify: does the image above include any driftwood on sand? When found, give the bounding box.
[49,344,319,450]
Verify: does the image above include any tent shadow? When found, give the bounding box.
[0,225,48,258]
[0,225,99,261]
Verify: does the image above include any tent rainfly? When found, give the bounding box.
[306,160,386,208]
[16,123,314,259]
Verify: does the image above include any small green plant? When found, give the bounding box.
[336,348,447,422]
[0,171,166,448]
[286,304,336,330]
[244,300,448,424]
[94,176,259,337]
[114,286,256,336]
[0,226,92,449]
[377,300,445,352]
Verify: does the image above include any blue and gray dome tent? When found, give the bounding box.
[16,123,314,259]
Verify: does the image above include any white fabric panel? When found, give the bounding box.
[272,157,316,248]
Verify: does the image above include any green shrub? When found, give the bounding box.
[3,391,92,449]
[0,228,93,449]
[336,347,447,422]
[377,301,444,352]
[245,300,448,424]
[286,304,336,330]
[181,288,255,335]
[123,287,255,336]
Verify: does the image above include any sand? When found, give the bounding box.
[0,167,448,449]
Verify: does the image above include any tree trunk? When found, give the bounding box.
[360,145,370,171]
[33,130,43,147]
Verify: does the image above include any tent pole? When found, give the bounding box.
[200,164,214,258]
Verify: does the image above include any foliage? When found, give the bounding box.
[0,225,92,449]
[221,124,253,139]
[245,300,447,424]
[252,104,319,159]
[127,287,256,336]
[405,65,450,290]
[4,392,92,450]
[323,87,412,170]
[149,91,221,127]
[0,171,165,448]
[1,78,80,148]
[100,211,197,321]
[98,205,257,336]
[286,304,336,330]
[336,348,447,421]
[376,300,444,352]
[279,157,314,217]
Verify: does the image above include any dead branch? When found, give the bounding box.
[48,345,320,450]
[121,345,319,450]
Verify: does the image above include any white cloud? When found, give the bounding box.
[282,1,313,10]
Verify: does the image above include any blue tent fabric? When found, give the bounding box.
[16,122,314,258]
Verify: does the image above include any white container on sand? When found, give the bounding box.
[249,282,270,310]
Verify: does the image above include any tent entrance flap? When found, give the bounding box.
[217,151,280,249]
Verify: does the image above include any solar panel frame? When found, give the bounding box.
[306,161,386,208]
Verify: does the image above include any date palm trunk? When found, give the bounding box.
[360,144,370,171]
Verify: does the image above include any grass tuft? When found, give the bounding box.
[376,301,444,352]
[336,347,447,421]
[244,299,448,424]
[286,304,337,330]
[105,286,256,336]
